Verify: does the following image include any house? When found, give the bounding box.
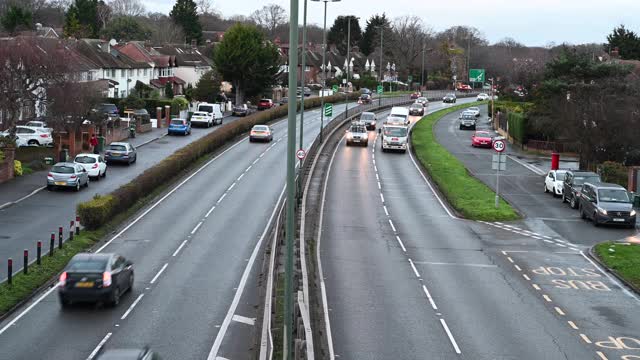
[151,43,213,88]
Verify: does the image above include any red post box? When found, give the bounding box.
[551,152,560,170]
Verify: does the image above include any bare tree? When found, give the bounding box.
[388,16,431,79]
[141,13,185,44]
[108,0,145,17]
[250,4,286,36]
[196,0,217,16]
[96,0,111,30]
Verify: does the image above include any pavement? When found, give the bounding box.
[318,101,640,359]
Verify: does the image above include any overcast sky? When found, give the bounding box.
[143,0,640,46]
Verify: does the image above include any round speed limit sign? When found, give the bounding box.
[296,149,306,160]
[493,140,506,153]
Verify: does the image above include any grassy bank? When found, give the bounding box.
[594,242,640,290]
[411,103,520,221]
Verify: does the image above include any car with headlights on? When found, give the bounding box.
[104,142,137,165]
[471,130,495,148]
[47,163,89,191]
[409,103,425,116]
[562,170,601,209]
[443,93,457,103]
[477,93,490,101]
[190,111,213,127]
[346,121,368,147]
[544,169,567,197]
[58,253,134,308]
[168,118,191,136]
[74,153,107,180]
[459,112,477,130]
[380,124,408,153]
[579,182,636,227]
[359,112,377,130]
[467,107,481,117]
[415,97,429,106]
[249,125,274,142]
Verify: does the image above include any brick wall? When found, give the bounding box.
[0,147,16,184]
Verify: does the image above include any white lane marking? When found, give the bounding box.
[380,193,385,203]
[191,221,203,235]
[541,235,552,239]
[86,332,112,360]
[375,173,379,180]
[205,205,216,218]
[396,236,407,252]
[121,294,145,320]
[372,154,375,159]
[523,274,531,281]
[253,158,260,165]
[259,152,265,158]
[388,219,397,232]
[531,236,543,240]
[555,243,566,248]
[216,357,230,360]
[555,307,566,316]
[172,239,188,257]
[374,165,378,172]
[217,193,227,204]
[245,165,252,172]
[580,251,640,302]
[543,295,553,302]
[514,265,522,271]
[413,261,497,268]
[507,257,514,263]
[377,181,381,190]
[507,155,546,175]
[150,263,169,284]
[408,259,421,278]
[237,173,244,181]
[568,320,578,330]
[422,285,438,310]
[440,319,462,354]
[532,284,541,291]
[232,314,256,326]
[383,206,389,216]
[227,183,236,191]
[581,334,592,344]
[207,185,286,360]
[543,239,554,243]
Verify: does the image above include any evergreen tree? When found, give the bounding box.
[327,16,362,54]
[192,70,221,103]
[1,5,32,35]
[170,0,203,45]
[607,25,640,60]
[359,13,390,56]
[102,16,151,41]
[64,0,99,38]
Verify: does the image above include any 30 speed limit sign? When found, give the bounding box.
[296,149,306,160]
[493,140,506,153]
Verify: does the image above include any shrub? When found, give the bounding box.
[13,160,22,176]
[77,194,117,230]
[507,112,526,144]
[598,161,628,187]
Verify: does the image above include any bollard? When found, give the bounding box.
[7,258,12,285]
[23,250,28,275]
[37,241,42,265]
[58,227,63,249]
[50,233,55,256]
[69,229,74,242]
[75,216,80,236]
[70,220,74,238]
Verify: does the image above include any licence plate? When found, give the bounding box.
[111,153,121,157]
[75,281,94,288]
[55,181,66,185]
[613,218,625,222]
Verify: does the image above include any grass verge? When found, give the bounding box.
[411,102,520,221]
[594,242,640,290]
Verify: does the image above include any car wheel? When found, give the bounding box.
[249,138,253,143]
[28,140,40,146]
[459,125,463,130]
[102,169,107,178]
[84,179,89,188]
[544,184,549,193]
[364,141,369,147]
[580,206,586,219]
[74,182,80,192]
[570,196,577,209]
[95,174,100,181]
[128,272,134,292]
[110,287,121,307]
[593,213,600,227]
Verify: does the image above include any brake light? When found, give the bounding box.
[47,173,53,178]
[59,272,67,286]
[92,163,98,169]
[250,131,257,135]
[40,134,49,138]
[103,271,112,287]
[70,175,77,179]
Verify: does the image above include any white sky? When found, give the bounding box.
[143,0,640,46]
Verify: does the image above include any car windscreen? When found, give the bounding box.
[598,189,630,203]
[360,114,375,121]
[100,104,118,113]
[410,104,422,109]
[469,108,479,111]
[350,125,366,133]
[461,115,474,120]
[574,176,599,186]
[387,116,405,123]
[475,132,491,138]
[67,259,108,272]
[52,165,75,174]
[75,156,96,164]
[108,145,127,151]
[171,120,185,125]
[555,172,566,181]
[384,128,408,137]
[198,105,213,113]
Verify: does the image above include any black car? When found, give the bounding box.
[562,170,601,209]
[579,182,636,227]
[361,88,372,95]
[360,112,377,130]
[409,103,424,116]
[58,253,134,308]
[359,94,372,104]
[97,347,161,360]
[96,103,120,120]
[443,93,457,103]
[232,104,252,117]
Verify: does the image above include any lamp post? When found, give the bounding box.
[420,47,433,91]
[376,25,384,106]
[312,0,340,144]
[299,0,309,156]
[345,16,351,118]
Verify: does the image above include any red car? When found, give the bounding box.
[410,92,420,100]
[471,130,495,148]
[257,99,276,110]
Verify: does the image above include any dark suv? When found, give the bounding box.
[578,182,636,227]
[562,170,601,209]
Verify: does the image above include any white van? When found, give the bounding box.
[380,124,409,153]
[388,106,410,125]
[197,103,223,125]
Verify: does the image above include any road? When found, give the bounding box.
[319,101,640,359]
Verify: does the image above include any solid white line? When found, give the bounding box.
[207,186,286,360]
[121,294,145,320]
[580,251,640,302]
[217,193,227,204]
[555,243,567,248]
[227,183,236,191]
[86,332,112,360]
[172,239,188,257]
[13,186,46,205]
[531,236,543,240]
[440,319,462,354]
[380,193,385,203]
[507,155,546,175]
[543,239,553,243]
[414,261,497,268]
[422,285,438,310]
[237,173,244,181]
[232,314,256,326]
[150,263,169,284]
[388,219,397,232]
[205,205,216,218]
[383,205,389,216]
[396,236,407,252]
[191,221,203,235]
[408,259,421,278]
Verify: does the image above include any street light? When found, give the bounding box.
[345,16,351,118]
[375,25,384,106]
[311,0,341,144]
[420,46,433,90]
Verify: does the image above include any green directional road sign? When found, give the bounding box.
[332,84,339,93]
[408,75,413,83]
[469,69,486,83]
[324,103,333,117]
[377,85,383,94]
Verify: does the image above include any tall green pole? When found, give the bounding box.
[299,0,308,153]
[345,16,350,118]
[378,26,383,107]
[319,0,328,143]
[285,0,299,357]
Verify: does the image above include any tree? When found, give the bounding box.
[96,0,111,29]
[192,70,221,103]
[170,0,203,44]
[607,25,640,60]
[213,23,281,104]
[164,82,174,99]
[140,12,185,44]
[1,5,32,35]
[250,4,286,37]
[328,16,362,54]
[359,13,390,56]
[196,0,216,15]
[120,93,145,110]
[102,16,150,41]
[63,0,99,38]
[108,0,145,17]
[389,16,431,80]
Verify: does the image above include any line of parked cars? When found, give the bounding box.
[1,123,54,147]
[544,169,636,227]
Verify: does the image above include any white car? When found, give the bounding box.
[477,93,490,101]
[544,169,567,197]
[190,111,213,127]
[74,153,107,180]
[24,121,52,133]
[12,126,53,146]
[467,107,481,117]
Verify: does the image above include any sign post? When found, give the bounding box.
[332,84,339,93]
[377,84,383,106]
[469,69,486,90]
[324,103,333,118]
[492,139,506,208]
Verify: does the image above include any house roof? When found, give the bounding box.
[74,39,151,69]
[114,42,155,65]
[152,44,213,67]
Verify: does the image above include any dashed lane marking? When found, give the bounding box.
[172,239,188,257]
[523,274,531,281]
[408,259,421,278]
[422,285,438,310]
[388,219,397,232]
[396,236,407,252]
[86,333,112,360]
[191,221,203,235]
[543,294,552,302]
[150,263,169,284]
[554,307,566,316]
[440,319,462,354]
[121,294,145,320]
[581,334,592,344]
[568,321,578,330]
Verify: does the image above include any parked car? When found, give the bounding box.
[346,121,368,147]
[104,142,137,165]
[196,103,223,125]
[562,170,601,209]
[96,347,162,360]
[47,162,90,191]
[409,103,425,116]
[5,126,53,146]
[190,111,213,127]
[96,103,120,120]
[232,104,252,117]
[249,125,274,142]
[58,253,134,308]
[477,93,490,101]
[257,99,276,110]
[24,120,52,133]
[471,130,494,148]
[360,112,377,130]
[415,97,429,106]
[544,169,568,197]
[579,182,636,227]
[168,118,191,136]
[443,93,457,103]
[467,107,481,117]
[359,93,372,104]
[279,97,289,106]
[459,112,477,130]
[74,154,107,180]
[297,86,312,97]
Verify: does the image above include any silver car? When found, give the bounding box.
[47,162,89,191]
[249,125,274,142]
[104,142,137,165]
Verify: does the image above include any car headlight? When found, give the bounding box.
[597,207,607,215]
[346,133,353,139]
[631,210,636,217]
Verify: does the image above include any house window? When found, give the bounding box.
[87,71,93,81]
[137,69,141,76]
[143,68,147,76]
[112,69,116,77]
[128,69,133,76]
[121,69,125,77]
[120,90,126,98]
[305,66,311,72]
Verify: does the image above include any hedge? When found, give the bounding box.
[494,100,534,114]
[78,92,363,230]
[507,112,526,144]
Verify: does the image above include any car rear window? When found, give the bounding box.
[52,165,75,174]
[75,156,96,164]
[253,126,269,131]
[360,113,375,120]
[67,259,108,272]
[108,145,127,151]
[171,119,185,125]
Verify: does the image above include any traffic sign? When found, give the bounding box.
[408,75,413,83]
[324,103,333,117]
[332,84,339,93]
[493,139,505,153]
[377,85,383,94]
[492,154,506,171]
[469,69,486,83]
[296,149,306,160]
